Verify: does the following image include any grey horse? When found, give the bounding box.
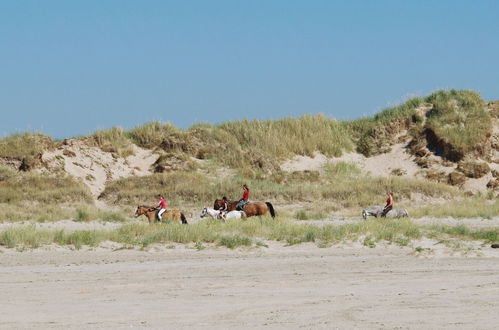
[362,206,409,220]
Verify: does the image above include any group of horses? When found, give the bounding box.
[135,198,408,224]
[134,198,276,224]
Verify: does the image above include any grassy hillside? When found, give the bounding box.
[1,89,491,169]
[0,89,496,222]
[0,165,93,221]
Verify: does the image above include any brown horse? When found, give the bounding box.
[135,205,188,224]
[213,199,275,218]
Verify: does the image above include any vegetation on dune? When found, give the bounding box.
[100,161,459,213]
[89,127,135,157]
[0,89,496,223]
[344,96,425,156]
[126,114,353,171]
[0,133,57,170]
[411,198,499,219]
[424,90,491,161]
[2,217,498,250]
[0,165,92,205]
[0,90,493,167]
[344,89,492,159]
[0,165,93,221]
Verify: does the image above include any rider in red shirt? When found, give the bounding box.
[236,184,250,211]
[381,192,393,217]
[156,194,167,221]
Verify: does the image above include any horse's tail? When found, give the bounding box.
[404,209,409,217]
[181,213,188,224]
[265,202,276,218]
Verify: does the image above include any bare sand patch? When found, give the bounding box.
[281,143,421,178]
[42,141,159,197]
[0,244,498,329]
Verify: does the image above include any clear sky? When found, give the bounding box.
[1,0,498,139]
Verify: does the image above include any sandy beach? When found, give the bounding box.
[1,240,498,329]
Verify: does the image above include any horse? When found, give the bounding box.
[135,205,188,224]
[213,199,275,218]
[362,205,409,220]
[199,207,245,221]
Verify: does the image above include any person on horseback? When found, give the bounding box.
[381,191,393,217]
[236,184,250,211]
[156,194,167,221]
[219,196,229,219]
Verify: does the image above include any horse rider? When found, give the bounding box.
[236,184,250,211]
[219,196,229,219]
[156,194,167,221]
[381,191,393,217]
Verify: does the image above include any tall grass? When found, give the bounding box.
[2,216,498,250]
[0,165,93,221]
[128,121,179,148]
[411,198,499,219]
[0,165,92,205]
[0,217,423,249]
[90,127,135,157]
[0,133,56,160]
[425,90,491,157]
[343,97,425,156]
[217,114,354,165]
[100,162,459,214]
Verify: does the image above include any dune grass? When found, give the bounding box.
[89,127,135,157]
[0,165,92,205]
[0,217,423,249]
[425,90,491,157]
[100,161,459,213]
[410,198,499,219]
[3,216,497,250]
[344,97,425,156]
[0,133,56,160]
[0,164,94,222]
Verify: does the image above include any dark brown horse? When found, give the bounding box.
[213,199,275,218]
[135,205,188,224]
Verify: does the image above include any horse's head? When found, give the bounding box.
[135,205,151,217]
[135,206,144,217]
[213,199,223,210]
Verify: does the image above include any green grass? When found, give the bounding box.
[0,217,422,249]
[425,90,491,160]
[0,164,93,222]
[100,160,459,211]
[2,217,498,250]
[425,224,499,243]
[89,127,135,157]
[411,198,499,219]
[0,133,56,160]
[0,165,92,205]
[344,96,425,156]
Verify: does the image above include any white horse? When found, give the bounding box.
[362,206,409,220]
[200,207,245,221]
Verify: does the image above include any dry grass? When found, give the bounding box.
[425,90,491,159]
[100,162,460,217]
[411,198,499,219]
[89,127,135,157]
[3,216,497,251]
[0,165,93,221]
[0,133,56,160]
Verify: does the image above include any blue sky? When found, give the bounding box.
[1,0,498,139]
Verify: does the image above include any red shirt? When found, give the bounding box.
[159,198,167,209]
[242,190,249,201]
[385,195,393,207]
